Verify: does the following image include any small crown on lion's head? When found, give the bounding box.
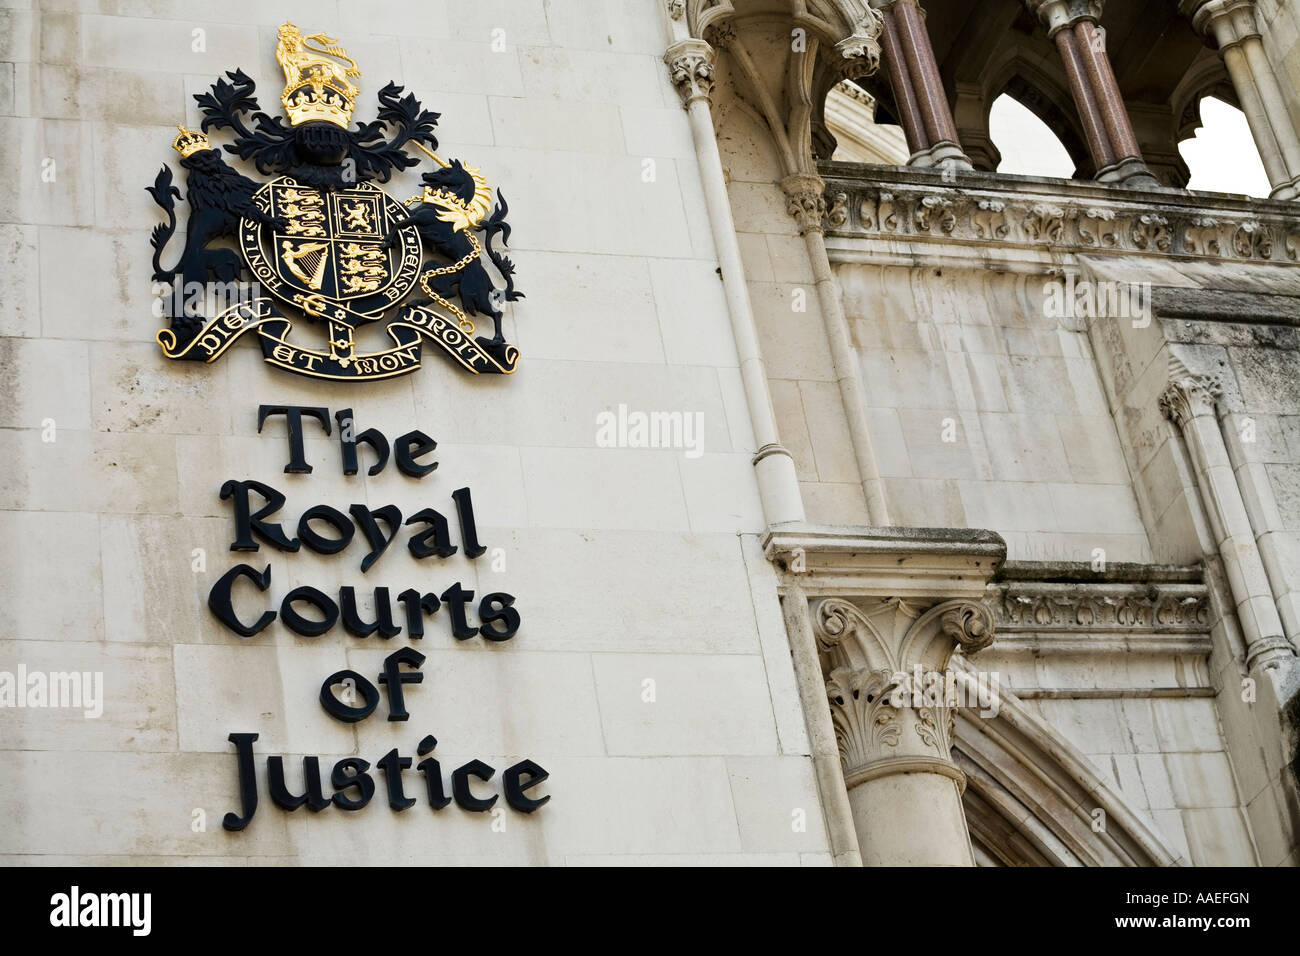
[172,125,210,158]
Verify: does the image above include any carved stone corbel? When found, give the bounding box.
[1185,216,1223,255]
[833,2,885,77]
[1076,207,1118,247]
[915,194,957,234]
[1233,220,1272,259]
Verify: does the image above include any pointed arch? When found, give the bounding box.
[979,46,1094,178]
[950,662,1186,867]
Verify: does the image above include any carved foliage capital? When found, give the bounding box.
[813,596,996,673]
[781,172,828,235]
[1159,373,1224,426]
[816,596,989,777]
[664,39,716,106]
[826,667,901,775]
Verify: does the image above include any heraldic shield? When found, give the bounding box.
[147,22,522,382]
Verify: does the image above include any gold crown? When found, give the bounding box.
[276,22,360,128]
[172,125,210,158]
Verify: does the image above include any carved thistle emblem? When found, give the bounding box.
[147,22,523,381]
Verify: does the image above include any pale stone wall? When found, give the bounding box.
[1085,268,1300,867]
[975,577,1258,865]
[713,54,874,527]
[1257,0,1300,144]
[836,262,1153,564]
[0,0,831,865]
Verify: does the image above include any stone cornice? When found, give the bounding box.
[818,162,1300,269]
[983,562,1213,658]
[764,524,1006,598]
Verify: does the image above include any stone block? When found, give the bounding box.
[0,335,89,430]
[0,511,106,643]
[0,117,94,227]
[591,653,779,756]
[1165,752,1244,809]
[726,756,829,853]
[474,527,760,654]
[1179,806,1258,865]
[678,452,764,533]
[649,256,739,369]
[799,480,870,526]
[0,429,178,515]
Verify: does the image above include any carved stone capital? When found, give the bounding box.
[1026,0,1104,35]
[826,666,902,776]
[664,38,716,107]
[812,596,997,674]
[1185,0,1261,49]
[1159,373,1224,426]
[825,664,965,786]
[781,172,829,235]
[833,2,885,78]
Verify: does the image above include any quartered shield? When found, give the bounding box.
[240,179,423,323]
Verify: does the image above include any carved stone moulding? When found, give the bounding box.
[987,572,1212,635]
[817,163,1300,264]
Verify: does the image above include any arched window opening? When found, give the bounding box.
[989,93,1074,179]
[1179,95,1270,198]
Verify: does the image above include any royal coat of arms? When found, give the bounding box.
[147,22,522,380]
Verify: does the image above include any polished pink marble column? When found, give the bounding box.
[877,3,930,153]
[1027,0,1157,185]
[1054,26,1116,169]
[876,0,972,169]
[1073,18,1143,162]
[893,0,961,146]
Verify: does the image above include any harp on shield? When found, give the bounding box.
[280,240,330,290]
